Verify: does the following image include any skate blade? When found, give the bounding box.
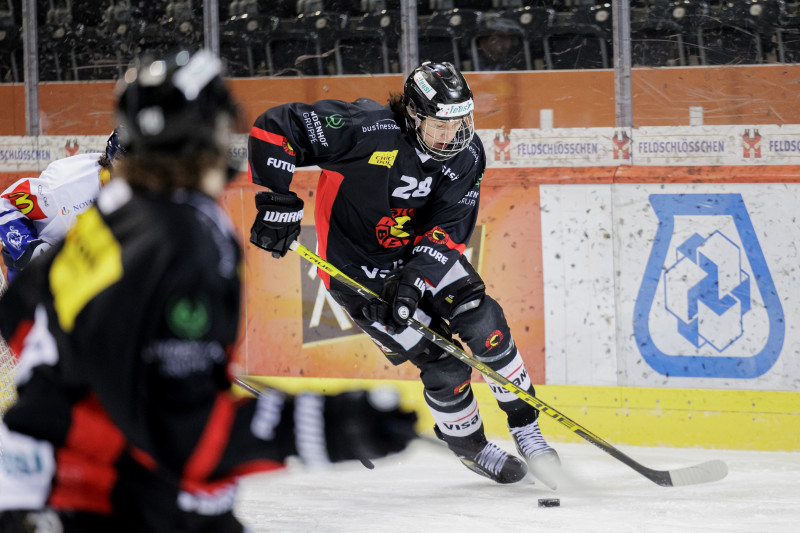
[527,452,561,491]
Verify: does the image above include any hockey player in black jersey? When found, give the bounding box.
[0,50,416,533]
[248,61,560,486]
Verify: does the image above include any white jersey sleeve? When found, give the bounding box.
[0,153,102,263]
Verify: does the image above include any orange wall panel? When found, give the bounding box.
[630,65,800,126]
[38,81,117,135]
[5,66,800,136]
[0,85,26,136]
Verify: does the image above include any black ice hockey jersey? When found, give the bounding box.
[0,180,301,529]
[248,98,486,290]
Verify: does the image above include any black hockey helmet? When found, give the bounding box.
[402,61,475,161]
[104,125,127,161]
[115,49,238,159]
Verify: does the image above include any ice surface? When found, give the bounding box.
[235,439,799,532]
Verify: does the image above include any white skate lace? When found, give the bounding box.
[474,442,509,475]
[510,419,552,459]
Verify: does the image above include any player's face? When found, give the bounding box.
[420,116,468,150]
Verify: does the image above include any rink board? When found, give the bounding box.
[2,128,800,452]
[225,157,800,453]
[240,376,800,452]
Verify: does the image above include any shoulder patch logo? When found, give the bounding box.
[430,227,448,244]
[282,138,295,156]
[50,208,123,332]
[325,114,345,129]
[167,297,211,340]
[368,150,398,168]
[2,181,48,220]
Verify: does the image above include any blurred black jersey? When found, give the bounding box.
[0,180,292,529]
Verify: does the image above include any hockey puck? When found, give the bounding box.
[538,498,560,508]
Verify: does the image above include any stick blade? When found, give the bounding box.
[667,459,728,487]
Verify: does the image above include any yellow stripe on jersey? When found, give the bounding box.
[50,207,123,332]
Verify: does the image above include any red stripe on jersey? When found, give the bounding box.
[8,319,33,360]
[181,392,237,490]
[49,395,126,514]
[249,126,287,147]
[314,170,345,289]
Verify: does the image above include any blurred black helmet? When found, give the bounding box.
[104,125,127,161]
[403,61,475,161]
[116,50,237,158]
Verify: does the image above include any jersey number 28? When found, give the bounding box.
[392,176,432,199]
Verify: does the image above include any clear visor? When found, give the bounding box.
[414,113,475,161]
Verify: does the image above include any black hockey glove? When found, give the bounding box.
[321,389,418,465]
[362,268,426,335]
[250,191,304,258]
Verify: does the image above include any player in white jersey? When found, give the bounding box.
[0,130,125,282]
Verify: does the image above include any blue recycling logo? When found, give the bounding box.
[634,194,784,378]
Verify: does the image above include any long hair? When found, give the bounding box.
[96,152,114,172]
[388,91,405,115]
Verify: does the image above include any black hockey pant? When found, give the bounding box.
[328,256,539,445]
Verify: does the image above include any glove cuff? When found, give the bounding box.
[401,268,426,297]
[259,190,301,207]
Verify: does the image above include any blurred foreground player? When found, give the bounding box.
[0,50,416,533]
[0,129,126,282]
[248,61,559,487]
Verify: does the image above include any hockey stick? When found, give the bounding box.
[233,376,264,398]
[289,240,728,487]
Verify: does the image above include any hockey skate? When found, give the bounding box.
[510,418,561,490]
[434,426,528,484]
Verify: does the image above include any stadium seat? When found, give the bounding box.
[220,0,277,77]
[697,0,783,65]
[334,9,402,74]
[39,0,82,81]
[0,0,21,82]
[545,3,613,69]
[125,1,203,63]
[73,0,137,80]
[266,11,345,76]
[419,8,484,71]
[631,0,689,67]
[470,14,530,71]
[325,0,368,16]
[495,5,555,70]
[776,0,800,62]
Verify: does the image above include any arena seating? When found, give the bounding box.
[3,0,791,82]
